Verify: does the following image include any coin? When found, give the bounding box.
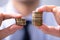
[15,18,26,26]
[32,12,43,26]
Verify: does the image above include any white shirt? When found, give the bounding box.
[0,0,60,40]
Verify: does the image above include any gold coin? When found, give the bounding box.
[15,18,26,26]
[32,12,43,26]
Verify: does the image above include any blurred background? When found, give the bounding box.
[0,0,60,40]
[0,0,60,6]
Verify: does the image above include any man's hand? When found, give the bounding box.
[37,5,60,25]
[0,13,23,39]
[39,25,60,37]
[0,24,23,39]
[0,13,21,25]
[36,5,60,37]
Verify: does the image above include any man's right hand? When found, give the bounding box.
[0,13,23,39]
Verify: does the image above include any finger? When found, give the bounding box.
[39,24,50,34]
[39,24,60,36]
[2,13,22,20]
[53,6,60,12]
[4,24,23,34]
[0,13,4,25]
[52,7,60,24]
[0,24,23,39]
[8,24,23,33]
[0,13,22,25]
[53,7,60,15]
[36,5,56,12]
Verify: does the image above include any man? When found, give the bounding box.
[0,6,60,40]
[0,5,60,39]
[0,0,60,40]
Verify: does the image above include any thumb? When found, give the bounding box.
[36,5,56,12]
[1,13,22,20]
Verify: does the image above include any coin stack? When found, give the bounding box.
[15,18,26,26]
[32,11,43,26]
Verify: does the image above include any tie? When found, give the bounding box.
[23,20,31,40]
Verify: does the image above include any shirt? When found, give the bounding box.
[0,0,60,40]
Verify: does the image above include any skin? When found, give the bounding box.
[36,5,60,37]
[0,13,23,39]
[0,0,60,39]
[0,0,39,39]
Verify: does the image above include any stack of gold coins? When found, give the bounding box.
[15,18,26,26]
[32,11,43,26]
